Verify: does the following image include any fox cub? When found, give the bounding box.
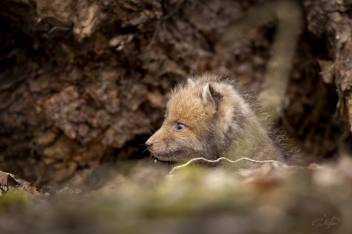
[145,74,283,165]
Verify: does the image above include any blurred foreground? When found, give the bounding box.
[0,158,351,234]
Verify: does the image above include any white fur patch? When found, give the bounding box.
[187,78,196,87]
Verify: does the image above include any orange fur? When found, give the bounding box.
[146,74,282,164]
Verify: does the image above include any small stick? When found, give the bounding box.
[319,59,350,75]
[169,156,284,174]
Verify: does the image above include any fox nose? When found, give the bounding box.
[145,140,153,148]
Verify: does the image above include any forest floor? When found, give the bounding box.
[0,156,351,234]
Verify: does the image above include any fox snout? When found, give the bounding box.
[145,130,168,156]
[145,139,153,149]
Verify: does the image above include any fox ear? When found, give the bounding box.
[202,83,223,107]
[187,78,196,87]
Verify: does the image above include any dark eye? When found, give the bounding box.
[176,122,186,130]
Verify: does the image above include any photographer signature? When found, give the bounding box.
[312,214,341,228]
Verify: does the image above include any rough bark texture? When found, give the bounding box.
[0,0,351,184]
[304,0,352,125]
[287,0,352,158]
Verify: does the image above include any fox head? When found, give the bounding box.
[145,76,251,162]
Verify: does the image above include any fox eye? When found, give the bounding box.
[176,122,186,130]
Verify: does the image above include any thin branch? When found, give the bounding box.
[319,59,350,75]
[169,156,284,174]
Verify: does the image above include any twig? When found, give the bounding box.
[319,59,350,75]
[169,156,284,174]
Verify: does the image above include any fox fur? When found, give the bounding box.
[145,74,283,165]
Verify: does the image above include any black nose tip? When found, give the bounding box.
[145,140,153,148]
